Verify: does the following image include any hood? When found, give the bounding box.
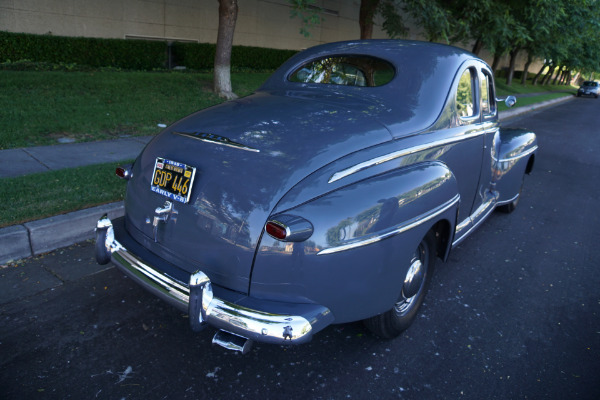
[124,91,392,293]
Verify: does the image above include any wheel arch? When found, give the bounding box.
[430,218,454,262]
[525,153,535,175]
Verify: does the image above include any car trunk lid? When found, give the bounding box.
[124,91,392,294]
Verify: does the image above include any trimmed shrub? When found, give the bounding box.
[171,42,216,70]
[0,31,165,69]
[0,31,298,71]
[232,45,297,70]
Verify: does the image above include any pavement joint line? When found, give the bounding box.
[21,147,51,171]
[26,225,34,258]
[0,96,575,264]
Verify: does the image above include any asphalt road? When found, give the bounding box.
[1,98,599,399]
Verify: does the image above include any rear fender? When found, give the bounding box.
[494,128,537,202]
[250,161,459,323]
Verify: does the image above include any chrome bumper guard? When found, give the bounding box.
[96,215,317,345]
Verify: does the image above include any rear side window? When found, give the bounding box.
[481,71,496,116]
[456,69,475,117]
[289,56,395,87]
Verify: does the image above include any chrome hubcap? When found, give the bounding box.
[395,244,426,315]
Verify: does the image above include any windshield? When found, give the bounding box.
[582,81,598,87]
[289,55,395,87]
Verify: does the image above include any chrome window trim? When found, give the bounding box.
[498,145,538,163]
[329,130,489,184]
[317,194,460,255]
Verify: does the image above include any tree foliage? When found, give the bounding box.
[289,0,323,38]
[290,0,600,82]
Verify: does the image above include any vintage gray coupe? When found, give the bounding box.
[95,40,537,353]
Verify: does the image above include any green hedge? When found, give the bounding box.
[0,31,297,71]
[0,31,166,69]
[170,42,297,70]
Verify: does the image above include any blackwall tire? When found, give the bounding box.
[95,228,111,265]
[364,230,436,339]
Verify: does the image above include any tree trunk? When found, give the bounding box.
[491,53,502,73]
[359,0,380,39]
[531,61,547,85]
[521,53,533,85]
[506,48,519,86]
[571,71,580,85]
[559,68,567,85]
[214,0,238,100]
[541,64,556,85]
[552,66,563,85]
[564,70,572,85]
[471,38,483,55]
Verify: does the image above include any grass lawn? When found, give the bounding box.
[496,80,577,96]
[0,70,270,149]
[498,92,573,112]
[0,161,130,227]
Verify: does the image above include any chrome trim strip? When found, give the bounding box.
[173,131,260,153]
[454,217,471,238]
[498,145,538,163]
[318,194,460,255]
[451,197,497,247]
[496,192,519,206]
[97,217,314,345]
[328,131,488,183]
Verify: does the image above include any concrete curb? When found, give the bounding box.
[0,202,124,264]
[499,94,574,120]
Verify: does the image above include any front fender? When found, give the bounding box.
[249,161,459,323]
[495,128,537,202]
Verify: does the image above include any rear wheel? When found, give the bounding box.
[364,231,436,339]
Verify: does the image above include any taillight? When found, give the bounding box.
[266,221,288,240]
[265,215,313,242]
[115,164,132,180]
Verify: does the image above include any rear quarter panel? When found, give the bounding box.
[250,162,459,323]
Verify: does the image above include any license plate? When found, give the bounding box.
[150,157,196,204]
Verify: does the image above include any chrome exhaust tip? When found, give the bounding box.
[212,330,253,354]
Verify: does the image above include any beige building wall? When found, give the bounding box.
[0,0,538,71]
[0,0,385,49]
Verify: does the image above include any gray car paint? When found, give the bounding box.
[111,39,536,339]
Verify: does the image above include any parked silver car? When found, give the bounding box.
[577,81,599,98]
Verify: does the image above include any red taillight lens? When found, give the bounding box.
[115,165,132,180]
[115,167,126,178]
[266,221,287,240]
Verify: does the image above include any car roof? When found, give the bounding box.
[260,40,484,136]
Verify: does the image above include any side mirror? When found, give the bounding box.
[496,95,517,108]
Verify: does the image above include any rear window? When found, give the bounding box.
[289,55,395,87]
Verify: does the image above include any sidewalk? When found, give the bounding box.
[0,135,153,178]
[0,136,153,264]
[0,94,575,264]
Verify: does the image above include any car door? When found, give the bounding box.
[468,65,501,228]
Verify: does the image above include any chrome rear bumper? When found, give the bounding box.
[96,215,331,346]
